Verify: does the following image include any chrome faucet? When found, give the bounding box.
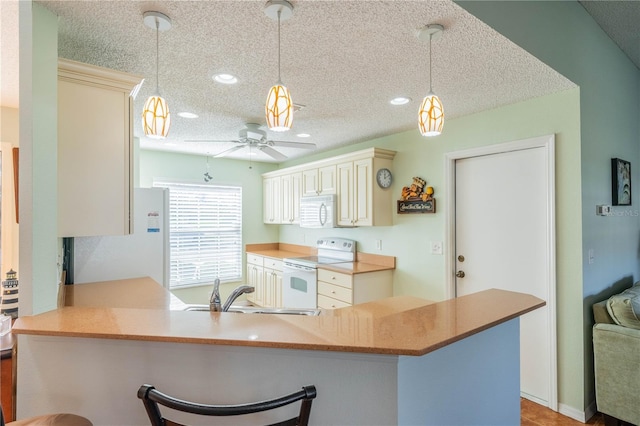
[222,285,255,312]
[210,279,255,312]
[210,278,222,312]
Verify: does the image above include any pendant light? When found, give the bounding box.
[142,11,172,139]
[264,0,294,132]
[417,24,444,137]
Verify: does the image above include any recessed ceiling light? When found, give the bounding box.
[213,73,238,84]
[296,133,311,138]
[390,97,411,106]
[177,112,198,119]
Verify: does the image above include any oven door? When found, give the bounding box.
[282,262,317,309]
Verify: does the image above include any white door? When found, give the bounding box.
[448,135,556,409]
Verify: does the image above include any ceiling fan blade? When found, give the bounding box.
[270,140,316,149]
[213,145,246,158]
[259,146,288,161]
[184,139,241,143]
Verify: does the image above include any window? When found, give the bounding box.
[154,180,242,289]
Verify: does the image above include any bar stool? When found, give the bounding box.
[1,408,92,426]
[137,384,316,426]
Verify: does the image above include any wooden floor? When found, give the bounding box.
[522,398,605,426]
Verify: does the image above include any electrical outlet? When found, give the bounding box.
[376,239,382,250]
[431,241,443,255]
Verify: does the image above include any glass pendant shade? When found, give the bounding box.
[142,94,171,139]
[418,93,444,137]
[265,83,293,132]
[142,11,172,140]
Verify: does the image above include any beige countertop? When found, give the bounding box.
[62,277,186,310]
[13,277,543,356]
[245,243,396,274]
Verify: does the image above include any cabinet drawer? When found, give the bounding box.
[263,258,283,270]
[318,269,352,289]
[246,254,264,266]
[318,281,352,303]
[318,294,351,309]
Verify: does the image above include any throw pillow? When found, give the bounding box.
[606,283,640,330]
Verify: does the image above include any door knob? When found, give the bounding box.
[456,270,465,278]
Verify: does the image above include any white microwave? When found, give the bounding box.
[299,195,337,228]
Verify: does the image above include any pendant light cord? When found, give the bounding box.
[428,33,433,93]
[155,18,160,94]
[277,10,282,84]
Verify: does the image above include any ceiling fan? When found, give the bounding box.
[187,123,316,161]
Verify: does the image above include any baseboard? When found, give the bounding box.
[558,400,597,423]
[584,400,598,422]
[521,392,548,407]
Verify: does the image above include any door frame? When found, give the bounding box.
[443,134,558,411]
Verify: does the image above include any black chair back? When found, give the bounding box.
[137,384,316,426]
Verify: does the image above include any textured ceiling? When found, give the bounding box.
[0,0,19,109]
[6,1,582,163]
[579,0,640,70]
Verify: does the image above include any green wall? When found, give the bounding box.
[139,88,582,414]
[280,88,583,414]
[457,0,640,416]
[138,149,278,303]
[21,0,637,418]
[19,2,59,315]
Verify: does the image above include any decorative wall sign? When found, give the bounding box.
[397,198,436,214]
[397,176,436,214]
[611,158,631,206]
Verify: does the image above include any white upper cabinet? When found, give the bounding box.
[281,172,302,224]
[302,164,336,196]
[263,148,395,227]
[57,59,142,237]
[337,158,375,226]
[263,176,282,224]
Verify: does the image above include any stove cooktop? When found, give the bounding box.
[284,237,357,268]
[284,255,351,268]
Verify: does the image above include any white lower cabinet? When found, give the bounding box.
[246,254,282,308]
[263,258,283,308]
[317,268,393,309]
[246,254,264,306]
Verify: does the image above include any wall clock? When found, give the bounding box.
[376,168,393,188]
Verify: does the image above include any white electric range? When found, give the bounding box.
[282,238,356,309]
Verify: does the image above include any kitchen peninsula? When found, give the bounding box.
[12,278,543,425]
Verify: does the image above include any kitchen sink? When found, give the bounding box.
[182,305,321,316]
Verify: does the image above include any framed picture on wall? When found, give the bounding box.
[611,158,631,206]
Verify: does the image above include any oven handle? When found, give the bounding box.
[283,262,316,272]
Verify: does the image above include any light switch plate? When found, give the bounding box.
[431,241,443,255]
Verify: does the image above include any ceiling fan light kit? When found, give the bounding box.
[142,11,172,139]
[265,0,294,132]
[417,24,445,137]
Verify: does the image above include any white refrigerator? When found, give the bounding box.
[73,187,170,287]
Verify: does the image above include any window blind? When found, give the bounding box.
[154,181,242,289]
